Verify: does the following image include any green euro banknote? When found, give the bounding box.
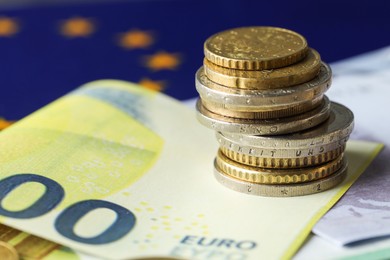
[0,80,382,260]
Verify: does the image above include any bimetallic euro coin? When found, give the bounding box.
[218,102,354,148]
[195,64,332,111]
[220,144,346,168]
[218,132,349,159]
[201,96,323,119]
[196,96,331,135]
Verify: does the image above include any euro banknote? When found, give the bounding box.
[0,80,382,259]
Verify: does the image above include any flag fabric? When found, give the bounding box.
[0,0,389,121]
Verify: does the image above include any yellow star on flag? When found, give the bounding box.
[138,78,166,92]
[0,118,14,130]
[0,17,19,37]
[60,17,95,38]
[143,51,182,71]
[118,29,154,49]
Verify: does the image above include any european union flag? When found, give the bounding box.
[0,0,389,124]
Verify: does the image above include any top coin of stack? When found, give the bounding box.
[195,26,354,197]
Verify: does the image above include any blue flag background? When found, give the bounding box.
[0,0,389,120]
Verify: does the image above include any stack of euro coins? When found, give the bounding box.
[195,26,354,197]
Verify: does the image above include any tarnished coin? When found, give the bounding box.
[220,144,346,168]
[216,149,344,183]
[0,241,18,260]
[196,96,331,135]
[203,48,321,89]
[218,102,354,148]
[214,159,348,197]
[204,26,308,70]
[201,95,323,119]
[195,64,332,111]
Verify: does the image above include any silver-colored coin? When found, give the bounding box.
[218,102,354,148]
[195,63,332,111]
[218,132,348,159]
[214,159,348,197]
[220,143,346,169]
[196,96,331,135]
[201,95,323,119]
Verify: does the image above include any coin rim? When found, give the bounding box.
[203,48,321,89]
[218,102,354,147]
[0,241,19,260]
[220,144,346,168]
[196,96,331,135]
[216,149,345,183]
[201,95,323,119]
[217,132,349,158]
[213,160,348,197]
[195,64,332,110]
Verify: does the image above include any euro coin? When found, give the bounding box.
[216,149,344,183]
[204,26,308,70]
[196,96,331,135]
[201,96,323,119]
[218,102,354,149]
[195,64,331,111]
[214,159,348,197]
[220,144,346,168]
[0,241,18,260]
[203,48,321,89]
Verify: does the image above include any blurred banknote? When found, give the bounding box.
[0,80,382,259]
[312,47,390,247]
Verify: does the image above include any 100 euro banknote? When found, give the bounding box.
[0,80,382,259]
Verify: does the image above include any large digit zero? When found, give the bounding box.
[0,174,136,244]
[55,200,136,244]
[0,174,64,218]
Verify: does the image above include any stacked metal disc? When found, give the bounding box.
[195,26,354,197]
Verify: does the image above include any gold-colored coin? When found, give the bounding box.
[216,149,344,183]
[196,96,331,135]
[204,26,308,70]
[214,159,348,197]
[0,224,59,259]
[220,144,346,168]
[0,241,18,260]
[201,95,323,119]
[203,48,321,89]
